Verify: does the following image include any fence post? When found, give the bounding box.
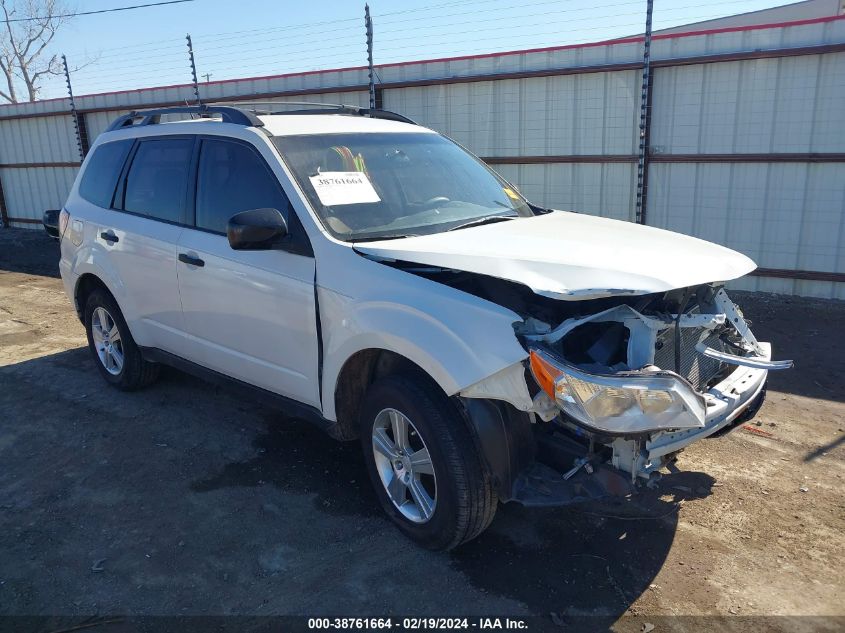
[62,54,87,161]
[635,0,654,225]
[365,4,376,110]
[0,174,9,228]
[186,34,201,106]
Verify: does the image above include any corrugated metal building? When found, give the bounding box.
[1,13,843,298]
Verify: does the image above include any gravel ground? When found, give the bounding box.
[0,228,843,632]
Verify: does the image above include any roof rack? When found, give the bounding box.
[106,102,417,134]
[209,101,418,125]
[106,105,264,132]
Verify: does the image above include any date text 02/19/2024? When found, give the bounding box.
[307,618,529,630]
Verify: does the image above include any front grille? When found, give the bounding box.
[653,327,728,391]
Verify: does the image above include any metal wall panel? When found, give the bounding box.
[85,109,132,143]
[83,94,370,145]
[650,14,845,59]
[383,71,639,157]
[228,91,370,108]
[197,69,371,103]
[495,163,636,221]
[0,116,80,163]
[0,96,69,118]
[0,19,840,121]
[0,19,842,298]
[1,167,77,222]
[650,52,845,154]
[377,40,643,84]
[647,162,845,299]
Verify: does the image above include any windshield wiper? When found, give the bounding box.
[447,215,516,232]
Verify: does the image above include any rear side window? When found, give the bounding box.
[123,138,193,224]
[195,139,290,234]
[78,139,133,208]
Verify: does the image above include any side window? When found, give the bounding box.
[78,139,133,208]
[195,139,291,234]
[123,138,193,223]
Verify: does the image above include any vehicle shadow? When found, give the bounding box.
[172,368,707,623]
[452,470,713,624]
[2,348,702,625]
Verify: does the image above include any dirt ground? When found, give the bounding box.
[0,228,843,632]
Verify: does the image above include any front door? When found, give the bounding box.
[175,137,320,408]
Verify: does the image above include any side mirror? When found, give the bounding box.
[43,209,60,239]
[227,208,288,250]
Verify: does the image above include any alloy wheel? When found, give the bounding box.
[371,408,437,523]
[90,307,124,375]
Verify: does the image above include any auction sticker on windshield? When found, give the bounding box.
[309,171,381,206]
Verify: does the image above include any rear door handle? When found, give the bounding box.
[100,231,119,244]
[178,253,205,267]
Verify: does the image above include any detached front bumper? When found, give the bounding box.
[620,342,772,478]
[464,342,776,507]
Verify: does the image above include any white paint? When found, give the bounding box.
[175,228,321,408]
[459,362,534,411]
[261,114,430,137]
[356,210,757,300]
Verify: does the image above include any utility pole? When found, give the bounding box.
[202,73,212,83]
[365,4,375,110]
[186,34,201,106]
[635,0,654,225]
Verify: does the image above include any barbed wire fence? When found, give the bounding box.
[46,0,769,100]
[3,0,844,298]
[49,0,689,225]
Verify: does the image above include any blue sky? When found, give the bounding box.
[34,0,798,99]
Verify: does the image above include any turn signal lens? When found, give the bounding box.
[529,349,563,399]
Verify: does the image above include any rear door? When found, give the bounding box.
[175,137,320,407]
[103,136,196,356]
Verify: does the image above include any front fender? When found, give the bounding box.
[318,287,529,422]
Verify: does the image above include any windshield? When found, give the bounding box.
[272,132,533,241]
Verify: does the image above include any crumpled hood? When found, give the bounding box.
[355,211,757,300]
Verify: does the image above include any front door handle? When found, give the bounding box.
[100,231,119,244]
[178,253,205,267]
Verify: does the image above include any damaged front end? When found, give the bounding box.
[367,251,793,504]
[356,210,793,504]
[518,285,792,484]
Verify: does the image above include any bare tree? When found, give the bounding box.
[0,0,71,103]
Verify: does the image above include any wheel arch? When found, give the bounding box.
[331,347,442,441]
[74,272,120,321]
[330,347,535,501]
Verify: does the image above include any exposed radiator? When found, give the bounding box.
[653,327,728,391]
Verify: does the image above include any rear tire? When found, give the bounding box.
[360,374,497,550]
[84,289,159,391]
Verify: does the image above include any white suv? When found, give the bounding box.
[49,104,791,550]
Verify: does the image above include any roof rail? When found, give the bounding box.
[106,105,263,132]
[362,108,417,125]
[212,101,418,125]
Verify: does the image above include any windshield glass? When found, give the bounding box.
[273,132,533,241]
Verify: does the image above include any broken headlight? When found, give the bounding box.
[529,349,706,434]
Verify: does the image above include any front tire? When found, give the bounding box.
[84,289,159,391]
[360,374,497,550]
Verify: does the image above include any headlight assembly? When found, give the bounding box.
[529,349,706,434]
